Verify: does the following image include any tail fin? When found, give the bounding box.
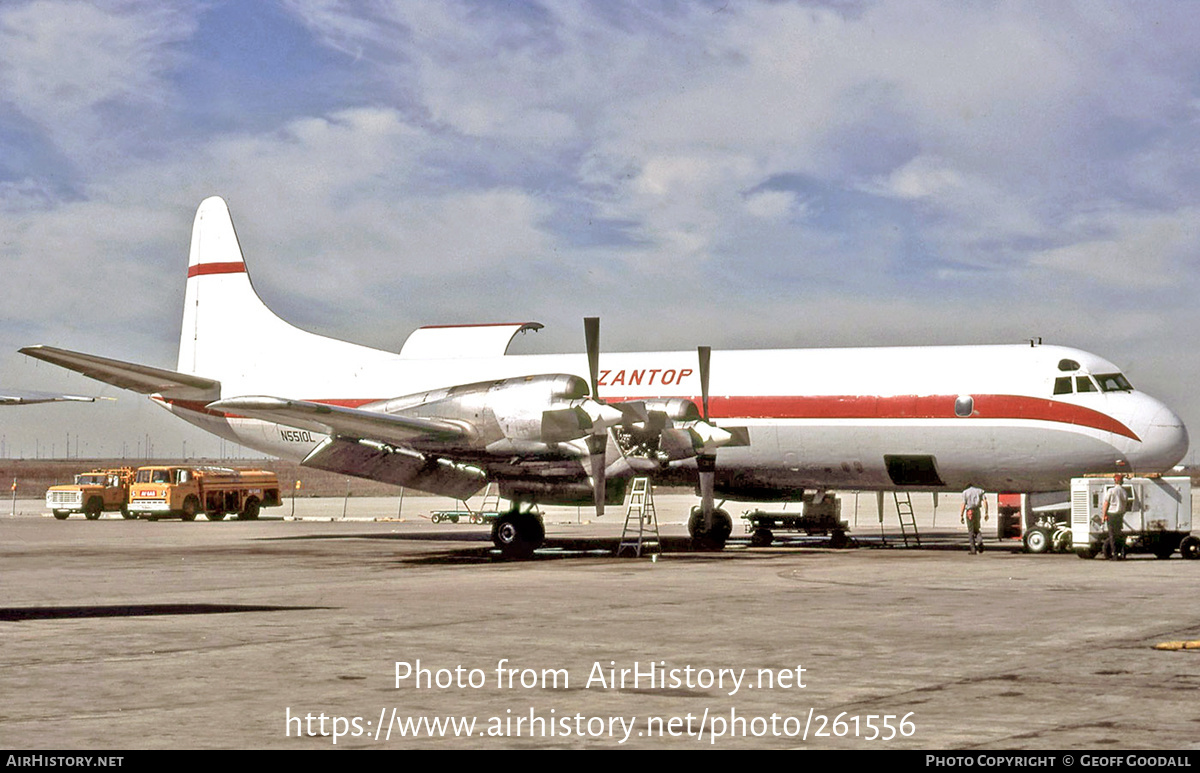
[177,197,390,394]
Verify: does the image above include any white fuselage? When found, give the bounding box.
[161,341,1188,496]
[153,197,1188,499]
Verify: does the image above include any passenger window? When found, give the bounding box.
[1076,376,1097,393]
[1054,377,1073,395]
[955,396,974,417]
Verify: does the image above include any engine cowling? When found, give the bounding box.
[370,374,613,452]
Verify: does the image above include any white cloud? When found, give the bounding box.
[1029,207,1200,289]
[743,189,796,220]
[6,1,1200,456]
[0,0,197,167]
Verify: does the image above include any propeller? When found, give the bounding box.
[578,320,732,528]
[584,317,613,518]
[696,346,717,535]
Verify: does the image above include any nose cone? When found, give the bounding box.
[1130,402,1189,472]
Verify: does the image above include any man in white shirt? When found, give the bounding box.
[1102,473,1129,560]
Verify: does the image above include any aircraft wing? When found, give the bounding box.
[207,396,475,446]
[0,389,99,405]
[209,396,487,500]
[19,346,220,401]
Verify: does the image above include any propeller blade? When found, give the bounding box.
[589,433,607,518]
[698,345,711,422]
[695,345,719,544]
[583,317,606,518]
[585,317,601,399]
[698,453,716,523]
[613,400,649,426]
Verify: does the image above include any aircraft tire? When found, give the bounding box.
[492,512,543,558]
[689,507,732,551]
[1180,535,1200,560]
[1023,527,1050,554]
[750,528,773,547]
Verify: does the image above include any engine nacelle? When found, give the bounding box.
[369,374,597,450]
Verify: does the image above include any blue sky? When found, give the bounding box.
[2,0,1200,462]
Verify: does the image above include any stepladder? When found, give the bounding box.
[617,477,661,557]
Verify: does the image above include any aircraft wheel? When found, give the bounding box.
[750,528,773,547]
[1180,535,1200,560]
[53,510,70,520]
[1023,527,1050,554]
[492,511,544,558]
[689,507,732,551]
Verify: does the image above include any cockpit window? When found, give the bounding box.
[1054,377,1073,395]
[1058,358,1081,372]
[1095,373,1133,392]
[1076,376,1098,393]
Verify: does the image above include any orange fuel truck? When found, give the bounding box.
[127,465,282,521]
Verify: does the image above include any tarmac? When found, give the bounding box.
[3,491,1200,749]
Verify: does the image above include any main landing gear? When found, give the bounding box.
[491,507,545,559]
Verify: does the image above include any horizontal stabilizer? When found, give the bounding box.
[398,322,544,359]
[19,346,220,401]
[302,437,486,499]
[208,396,473,446]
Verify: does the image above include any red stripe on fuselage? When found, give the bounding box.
[161,394,1139,441]
[187,262,246,278]
[701,394,1139,441]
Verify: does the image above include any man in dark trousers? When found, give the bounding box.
[960,484,988,554]
[1102,473,1129,560]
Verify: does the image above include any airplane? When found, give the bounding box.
[21,196,1190,556]
[0,389,99,405]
